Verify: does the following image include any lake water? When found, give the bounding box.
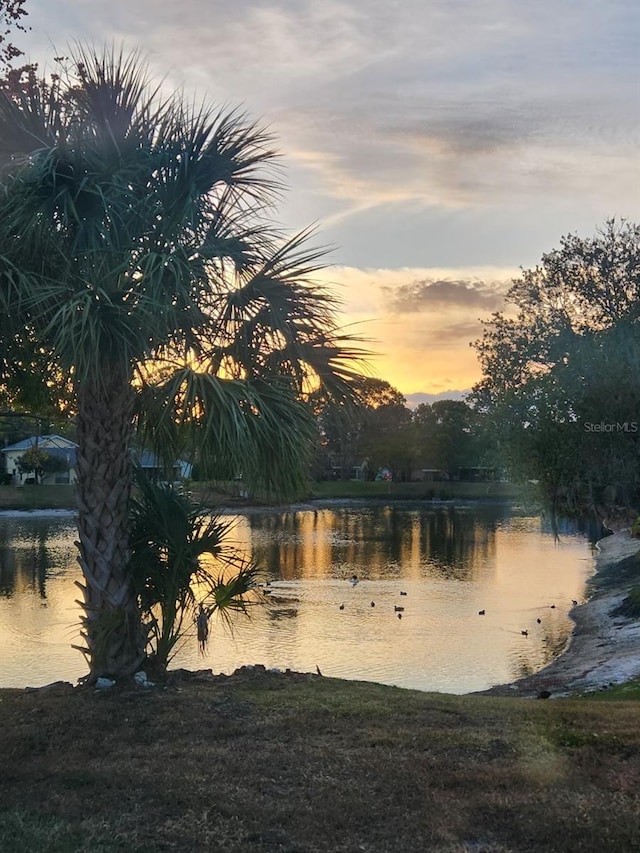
[0,502,595,693]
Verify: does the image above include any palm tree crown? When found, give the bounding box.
[0,46,365,679]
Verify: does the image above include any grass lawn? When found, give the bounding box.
[0,481,533,512]
[0,484,76,510]
[307,479,532,502]
[1,670,639,852]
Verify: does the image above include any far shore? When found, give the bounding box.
[0,478,534,512]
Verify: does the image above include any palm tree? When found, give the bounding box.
[128,469,261,678]
[0,46,364,680]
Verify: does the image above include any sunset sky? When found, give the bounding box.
[21,0,640,404]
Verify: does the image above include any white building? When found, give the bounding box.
[2,435,78,486]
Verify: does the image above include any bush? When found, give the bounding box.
[128,470,261,675]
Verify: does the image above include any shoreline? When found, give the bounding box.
[477,528,640,698]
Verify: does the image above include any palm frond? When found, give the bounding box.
[128,470,262,670]
[136,367,316,499]
[0,74,58,163]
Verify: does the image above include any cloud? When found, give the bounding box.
[309,264,506,394]
[27,2,639,241]
[383,279,506,313]
[313,265,516,315]
[426,320,488,347]
[22,0,639,391]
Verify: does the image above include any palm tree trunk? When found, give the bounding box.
[74,370,144,680]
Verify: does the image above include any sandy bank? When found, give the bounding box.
[479,529,640,698]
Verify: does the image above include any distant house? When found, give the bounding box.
[2,435,78,486]
[1,438,192,487]
[134,450,192,483]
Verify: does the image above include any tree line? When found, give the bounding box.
[311,380,491,483]
[312,218,640,517]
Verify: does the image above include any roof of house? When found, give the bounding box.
[2,434,78,454]
[136,450,162,469]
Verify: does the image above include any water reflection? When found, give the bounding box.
[0,504,594,693]
[0,518,75,598]
[247,504,500,582]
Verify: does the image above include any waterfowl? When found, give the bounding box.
[478,609,485,616]
[397,612,402,619]
[339,604,345,610]
[350,575,359,586]
[536,618,542,624]
[371,601,375,607]
[521,630,529,636]
[400,591,407,596]
[572,599,578,606]
[394,605,405,612]
[550,604,556,609]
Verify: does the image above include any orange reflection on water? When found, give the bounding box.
[0,507,594,693]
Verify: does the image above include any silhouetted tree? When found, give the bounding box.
[471,220,640,514]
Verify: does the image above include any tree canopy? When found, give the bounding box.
[471,219,640,515]
[412,399,484,476]
[15,445,68,483]
[314,379,487,482]
[0,1,37,96]
[0,1,28,71]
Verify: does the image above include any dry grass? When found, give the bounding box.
[1,668,639,852]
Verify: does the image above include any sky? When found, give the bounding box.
[19,0,640,405]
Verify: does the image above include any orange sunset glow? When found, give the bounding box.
[315,264,518,399]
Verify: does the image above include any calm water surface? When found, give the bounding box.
[0,502,595,693]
